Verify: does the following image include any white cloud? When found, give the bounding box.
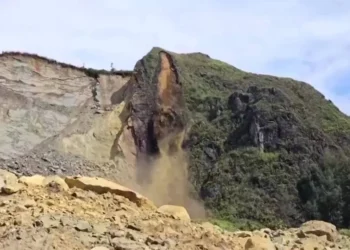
[1,0,349,114]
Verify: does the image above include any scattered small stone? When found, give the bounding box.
[91,247,110,250]
[14,205,27,212]
[0,178,5,189]
[295,239,302,244]
[0,200,10,206]
[72,190,87,199]
[162,239,176,248]
[109,230,126,238]
[111,237,146,249]
[126,231,137,241]
[126,223,141,232]
[245,235,275,250]
[46,200,55,206]
[36,215,60,229]
[14,217,23,226]
[1,184,23,194]
[272,230,285,237]
[145,236,162,245]
[23,199,36,208]
[0,221,9,227]
[79,233,97,247]
[297,230,307,238]
[233,231,253,238]
[75,220,92,232]
[260,228,273,237]
[60,216,76,227]
[93,223,109,235]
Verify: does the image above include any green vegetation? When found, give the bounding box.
[139,47,350,228]
[210,218,265,231]
[340,229,350,237]
[297,154,350,227]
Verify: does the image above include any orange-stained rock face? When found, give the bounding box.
[153,51,187,154]
[157,52,179,108]
[126,50,187,157]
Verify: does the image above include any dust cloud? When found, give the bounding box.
[136,133,206,220]
[132,51,206,219]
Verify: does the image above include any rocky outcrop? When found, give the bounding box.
[65,176,154,208]
[125,51,187,159]
[0,169,349,250]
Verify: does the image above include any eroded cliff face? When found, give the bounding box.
[0,51,195,210]
[0,52,132,165]
[97,74,129,110]
[125,51,199,210]
[0,54,92,159]
[125,51,187,158]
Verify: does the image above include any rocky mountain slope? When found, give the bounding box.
[1,169,350,250]
[1,48,350,232]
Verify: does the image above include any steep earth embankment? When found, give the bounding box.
[1,169,350,250]
[0,52,136,185]
[0,52,131,158]
[0,53,93,159]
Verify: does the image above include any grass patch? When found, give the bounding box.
[210,218,265,231]
[340,229,350,237]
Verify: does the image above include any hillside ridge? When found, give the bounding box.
[0,51,134,78]
[1,47,350,233]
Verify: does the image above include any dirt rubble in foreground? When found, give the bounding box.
[0,169,349,250]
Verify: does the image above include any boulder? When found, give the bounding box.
[234,231,253,238]
[244,235,275,250]
[157,205,191,222]
[65,176,155,208]
[19,175,45,186]
[43,176,69,191]
[0,170,22,194]
[19,175,68,191]
[1,183,23,194]
[300,220,337,242]
[298,238,325,250]
[0,169,18,187]
[260,228,273,237]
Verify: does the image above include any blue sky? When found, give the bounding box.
[1,0,349,114]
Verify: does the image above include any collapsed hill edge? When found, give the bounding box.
[1,47,350,231]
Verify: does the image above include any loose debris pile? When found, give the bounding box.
[1,169,349,250]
